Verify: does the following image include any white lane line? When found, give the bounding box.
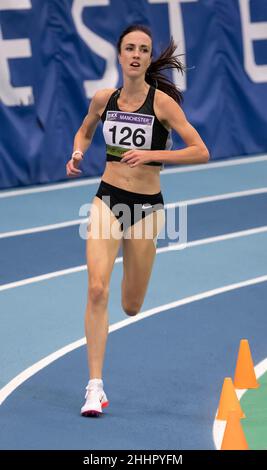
[0,265,88,291]
[1,186,267,239]
[168,187,267,208]
[177,225,267,248]
[162,154,267,175]
[0,219,88,239]
[212,358,267,450]
[1,225,267,292]
[0,177,101,198]
[0,154,267,198]
[1,274,267,406]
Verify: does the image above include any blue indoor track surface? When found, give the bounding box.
[1,193,267,284]
[0,282,266,450]
[1,156,267,450]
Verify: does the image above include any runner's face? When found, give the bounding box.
[119,31,152,77]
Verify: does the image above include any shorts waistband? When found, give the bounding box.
[99,180,163,202]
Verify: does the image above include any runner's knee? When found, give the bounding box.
[122,299,141,317]
[89,281,109,304]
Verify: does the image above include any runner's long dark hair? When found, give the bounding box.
[117,25,185,105]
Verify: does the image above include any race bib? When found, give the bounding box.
[103,111,154,156]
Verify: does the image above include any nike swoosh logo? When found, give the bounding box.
[141,204,153,210]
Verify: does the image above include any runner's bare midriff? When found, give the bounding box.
[102,161,161,194]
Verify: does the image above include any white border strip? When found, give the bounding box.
[1,274,267,406]
[1,187,267,239]
[213,358,267,450]
[1,225,267,292]
[0,154,267,198]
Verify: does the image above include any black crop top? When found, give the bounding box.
[101,86,171,167]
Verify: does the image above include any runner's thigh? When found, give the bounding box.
[122,209,165,302]
[86,197,123,284]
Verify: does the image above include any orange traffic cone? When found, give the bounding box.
[221,409,249,450]
[216,377,245,420]
[234,339,259,389]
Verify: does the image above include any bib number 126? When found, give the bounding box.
[108,125,146,147]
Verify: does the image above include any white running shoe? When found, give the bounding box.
[81,384,109,417]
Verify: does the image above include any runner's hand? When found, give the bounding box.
[121,150,152,167]
[66,157,82,177]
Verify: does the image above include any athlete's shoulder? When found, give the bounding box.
[153,89,182,129]
[90,88,117,118]
[154,88,179,108]
[93,88,117,107]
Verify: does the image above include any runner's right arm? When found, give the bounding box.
[66,89,113,177]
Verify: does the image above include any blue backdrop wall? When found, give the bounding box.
[0,0,267,189]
